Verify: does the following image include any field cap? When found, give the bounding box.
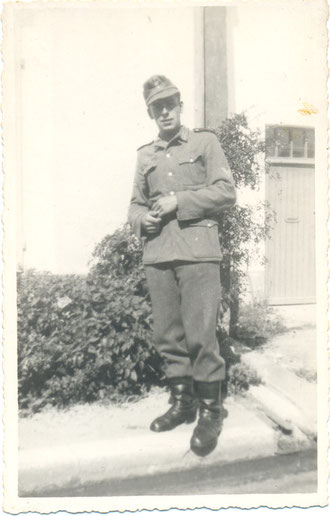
[143,75,180,106]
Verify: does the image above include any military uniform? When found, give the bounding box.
[128,125,236,382]
[128,75,236,457]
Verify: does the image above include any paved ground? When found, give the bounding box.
[18,304,318,497]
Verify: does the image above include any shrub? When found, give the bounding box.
[227,363,262,396]
[233,302,286,348]
[213,114,275,330]
[17,267,162,414]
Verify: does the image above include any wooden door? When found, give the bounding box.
[265,126,316,305]
[265,164,315,304]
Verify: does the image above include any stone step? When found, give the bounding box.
[241,352,316,425]
[247,384,316,438]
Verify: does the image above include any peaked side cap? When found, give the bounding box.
[143,75,180,106]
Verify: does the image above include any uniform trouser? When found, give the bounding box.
[144,261,225,383]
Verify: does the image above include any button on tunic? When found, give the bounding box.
[128,126,236,264]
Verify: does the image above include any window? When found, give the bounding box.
[266,126,315,159]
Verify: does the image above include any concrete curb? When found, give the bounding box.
[19,398,280,496]
[241,351,317,437]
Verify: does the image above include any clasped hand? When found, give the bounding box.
[152,195,178,218]
[142,211,162,234]
[142,195,178,235]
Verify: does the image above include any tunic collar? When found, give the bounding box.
[154,125,189,149]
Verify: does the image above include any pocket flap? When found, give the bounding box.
[142,161,158,176]
[191,219,218,228]
[182,219,219,229]
[177,152,202,165]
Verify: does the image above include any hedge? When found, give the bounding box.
[17,264,162,414]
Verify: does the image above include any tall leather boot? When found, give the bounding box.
[150,377,197,432]
[190,381,223,457]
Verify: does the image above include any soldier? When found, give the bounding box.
[128,75,236,456]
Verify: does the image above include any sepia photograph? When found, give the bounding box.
[2,0,328,512]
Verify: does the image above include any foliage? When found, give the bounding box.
[233,302,286,348]
[214,113,266,189]
[227,362,262,396]
[90,224,143,278]
[17,267,162,415]
[213,113,275,318]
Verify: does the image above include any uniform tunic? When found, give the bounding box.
[128,126,236,264]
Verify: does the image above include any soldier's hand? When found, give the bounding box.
[142,211,162,234]
[152,195,178,218]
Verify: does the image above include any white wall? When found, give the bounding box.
[15,5,203,273]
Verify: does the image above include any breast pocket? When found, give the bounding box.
[177,152,206,186]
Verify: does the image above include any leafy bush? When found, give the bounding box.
[17,266,162,414]
[227,363,262,395]
[233,302,286,348]
[215,113,266,189]
[213,114,274,329]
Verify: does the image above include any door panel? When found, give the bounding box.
[265,165,315,305]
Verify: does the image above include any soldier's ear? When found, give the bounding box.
[147,107,154,120]
[180,101,184,113]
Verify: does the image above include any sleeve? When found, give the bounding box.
[127,153,151,239]
[175,133,236,221]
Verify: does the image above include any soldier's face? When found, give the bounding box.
[148,95,182,139]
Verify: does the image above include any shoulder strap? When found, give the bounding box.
[193,128,216,135]
[137,141,153,151]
